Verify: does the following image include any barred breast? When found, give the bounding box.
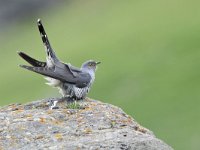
[74,86,90,99]
[58,76,94,100]
[73,76,94,99]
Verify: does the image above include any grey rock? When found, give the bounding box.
[0,98,173,150]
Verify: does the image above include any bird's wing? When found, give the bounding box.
[53,62,91,87]
[20,64,91,88]
[17,52,78,78]
[53,62,78,78]
[18,51,46,67]
[75,72,92,88]
[67,64,82,73]
[20,65,76,84]
[54,62,91,87]
[19,19,92,88]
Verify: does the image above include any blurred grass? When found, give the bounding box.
[0,0,200,149]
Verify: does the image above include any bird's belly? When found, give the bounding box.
[74,86,90,99]
[58,78,94,99]
[58,83,89,99]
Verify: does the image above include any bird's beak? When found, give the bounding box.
[96,61,101,65]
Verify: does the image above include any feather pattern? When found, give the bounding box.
[18,19,100,104]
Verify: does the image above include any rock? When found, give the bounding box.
[0,98,173,150]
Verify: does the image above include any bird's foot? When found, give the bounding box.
[48,97,87,110]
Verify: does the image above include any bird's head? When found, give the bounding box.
[81,60,101,72]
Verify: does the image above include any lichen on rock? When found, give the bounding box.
[0,98,173,150]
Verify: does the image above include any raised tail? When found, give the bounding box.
[37,19,59,65]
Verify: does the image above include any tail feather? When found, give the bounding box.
[37,19,58,63]
[18,51,46,67]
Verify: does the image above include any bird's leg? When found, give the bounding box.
[66,97,74,103]
[49,97,85,109]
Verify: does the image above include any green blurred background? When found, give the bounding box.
[0,0,200,149]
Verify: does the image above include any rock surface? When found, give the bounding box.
[0,98,173,150]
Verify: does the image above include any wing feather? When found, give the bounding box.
[19,65,91,88]
[18,51,46,67]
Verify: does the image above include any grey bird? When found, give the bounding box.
[18,19,100,108]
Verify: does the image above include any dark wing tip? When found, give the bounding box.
[18,51,28,60]
[17,51,30,61]
[17,51,24,57]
